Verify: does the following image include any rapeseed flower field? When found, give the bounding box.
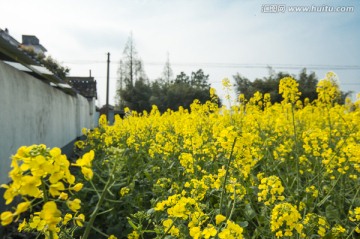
[1,73,360,238]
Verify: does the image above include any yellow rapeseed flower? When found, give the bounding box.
[120,187,130,197]
[63,213,72,225]
[0,211,14,226]
[72,150,95,180]
[29,216,46,231]
[49,182,65,197]
[279,77,301,104]
[75,213,85,227]
[39,201,62,231]
[67,198,81,212]
[189,226,201,239]
[202,224,217,239]
[14,201,31,216]
[215,214,226,225]
[127,230,139,239]
[19,175,42,197]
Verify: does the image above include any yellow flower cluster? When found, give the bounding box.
[0,145,89,238]
[279,77,301,104]
[305,185,319,198]
[120,187,130,197]
[218,220,244,239]
[155,194,201,220]
[257,175,285,205]
[162,218,180,237]
[303,213,329,237]
[4,73,360,238]
[72,150,95,180]
[317,72,340,104]
[73,74,359,238]
[270,202,303,238]
[349,207,360,233]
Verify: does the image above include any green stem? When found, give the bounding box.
[89,180,101,198]
[349,186,360,212]
[316,174,343,207]
[81,177,113,239]
[41,179,49,203]
[219,137,237,215]
[345,222,360,239]
[82,160,118,239]
[291,104,300,206]
[160,218,177,239]
[91,225,111,237]
[96,207,114,216]
[227,186,236,221]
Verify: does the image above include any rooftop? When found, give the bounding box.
[0,28,75,95]
[67,76,97,99]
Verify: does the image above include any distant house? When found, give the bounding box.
[0,28,19,48]
[67,76,98,100]
[0,28,98,195]
[0,28,72,90]
[22,35,47,55]
[67,76,98,126]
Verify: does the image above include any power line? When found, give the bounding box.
[63,60,360,71]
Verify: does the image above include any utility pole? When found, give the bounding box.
[106,52,110,119]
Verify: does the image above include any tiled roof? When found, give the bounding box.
[0,28,77,95]
[67,77,97,99]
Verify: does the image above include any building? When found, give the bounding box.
[0,28,19,48]
[0,28,98,192]
[67,76,98,100]
[22,35,47,55]
[0,28,71,88]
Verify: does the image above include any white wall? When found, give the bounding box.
[0,61,95,184]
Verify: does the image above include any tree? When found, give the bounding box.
[121,80,152,112]
[174,72,190,84]
[116,33,150,110]
[160,69,219,111]
[122,33,147,87]
[297,68,318,102]
[234,68,351,104]
[161,52,173,85]
[115,60,125,108]
[190,69,210,89]
[234,69,313,104]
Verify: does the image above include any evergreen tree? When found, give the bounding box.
[234,69,314,104]
[116,33,151,111]
[234,68,351,104]
[161,52,173,85]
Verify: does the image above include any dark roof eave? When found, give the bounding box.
[0,37,77,96]
[0,37,38,65]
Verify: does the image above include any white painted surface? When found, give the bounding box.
[0,61,95,184]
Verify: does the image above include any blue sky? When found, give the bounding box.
[1,0,359,106]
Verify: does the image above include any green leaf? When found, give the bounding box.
[317,195,331,207]
[127,217,138,230]
[239,221,249,228]
[147,208,155,215]
[325,204,339,222]
[244,204,256,220]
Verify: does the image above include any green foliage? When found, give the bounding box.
[234,68,351,104]
[20,45,70,80]
[119,79,152,112]
[41,55,70,80]
[119,68,220,113]
[2,77,360,238]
